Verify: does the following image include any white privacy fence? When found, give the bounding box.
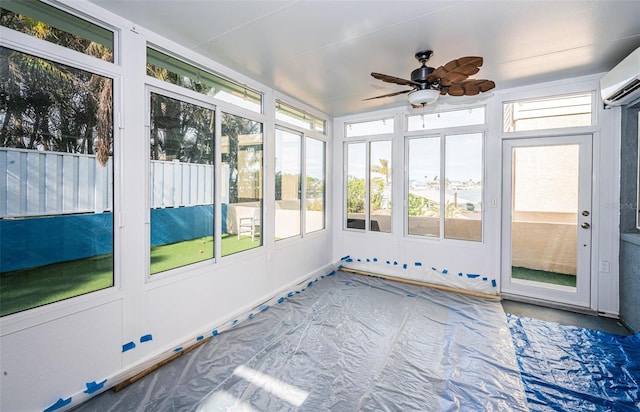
[1,147,112,218]
[1,148,215,218]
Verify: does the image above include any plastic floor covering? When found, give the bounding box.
[75,271,528,411]
[507,314,640,411]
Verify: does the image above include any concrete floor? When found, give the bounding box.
[501,299,632,335]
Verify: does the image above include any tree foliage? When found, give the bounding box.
[0,11,113,164]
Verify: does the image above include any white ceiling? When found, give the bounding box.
[88,0,640,117]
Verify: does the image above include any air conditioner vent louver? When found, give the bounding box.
[607,78,640,103]
[601,47,640,107]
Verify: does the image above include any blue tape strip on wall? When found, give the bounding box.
[140,334,153,343]
[122,342,136,352]
[43,397,71,412]
[84,379,107,394]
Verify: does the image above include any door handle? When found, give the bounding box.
[581,222,590,229]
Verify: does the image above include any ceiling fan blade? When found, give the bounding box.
[443,79,496,96]
[371,72,421,87]
[430,56,484,85]
[363,89,413,101]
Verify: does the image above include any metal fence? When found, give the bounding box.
[1,148,214,218]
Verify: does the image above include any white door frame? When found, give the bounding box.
[501,134,593,308]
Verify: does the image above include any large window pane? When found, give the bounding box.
[149,93,214,274]
[0,48,114,316]
[221,113,263,255]
[305,137,325,233]
[407,137,440,237]
[370,141,391,232]
[275,128,301,240]
[346,143,366,230]
[444,133,483,241]
[1,1,114,62]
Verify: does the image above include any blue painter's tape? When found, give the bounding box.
[466,274,481,279]
[327,270,336,276]
[341,255,350,261]
[287,292,294,297]
[295,290,301,294]
[415,262,422,266]
[259,304,269,312]
[278,297,285,304]
[366,258,370,262]
[482,277,488,281]
[357,258,361,262]
[337,264,343,270]
[140,334,153,343]
[432,267,437,271]
[212,330,219,336]
[84,379,107,394]
[373,258,378,262]
[386,260,391,264]
[393,261,398,265]
[307,281,313,287]
[44,397,72,412]
[458,273,463,277]
[345,258,353,262]
[197,335,204,341]
[406,294,416,298]
[492,279,497,287]
[403,264,408,269]
[232,319,238,326]
[248,313,254,319]
[174,347,183,352]
[122,342,136,353]
[442,269,448,274]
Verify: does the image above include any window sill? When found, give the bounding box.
[621,232,640,246]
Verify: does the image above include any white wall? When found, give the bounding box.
[0,2,333,411]
[333,75,620,315]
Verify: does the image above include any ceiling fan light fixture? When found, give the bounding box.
[408,88,440,106]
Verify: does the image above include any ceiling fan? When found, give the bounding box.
[364,50,495,107]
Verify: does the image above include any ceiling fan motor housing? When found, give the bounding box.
[411,65,434,85]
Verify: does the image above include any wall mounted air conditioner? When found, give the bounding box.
[601,47,640,107]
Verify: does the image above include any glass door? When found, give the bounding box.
[501,135,592,307]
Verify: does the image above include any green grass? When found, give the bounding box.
[1,234,262,316]
[0,255,113,317]
[511,266,577,287]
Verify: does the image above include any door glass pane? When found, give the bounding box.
[305,138,325,233]
[407,137,440,237]
[511,145,579,289]
[346,143,366,230]
[221,113,263,255]
[444,133,483,241]
[275,128,301,240]
[149,93,214,274]
[370,141,391,232]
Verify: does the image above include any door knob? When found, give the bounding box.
[581,222,590,229]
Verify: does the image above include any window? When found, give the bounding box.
[503,92,593,132]
[345,141,392,233]
[305,137,325,233]
[221,113,263,255]
[406,110,484,242]
[274,130,326,240]
[407,107,485,131]
[407,136,440,237]
[147,47,262,113]
[346,118,394,138]
[444,133,483,241]
[276,100,326,134]
[1,0,114,62]
[149,92,215,274]
[275,128,301,240]
[0,47,114,316]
